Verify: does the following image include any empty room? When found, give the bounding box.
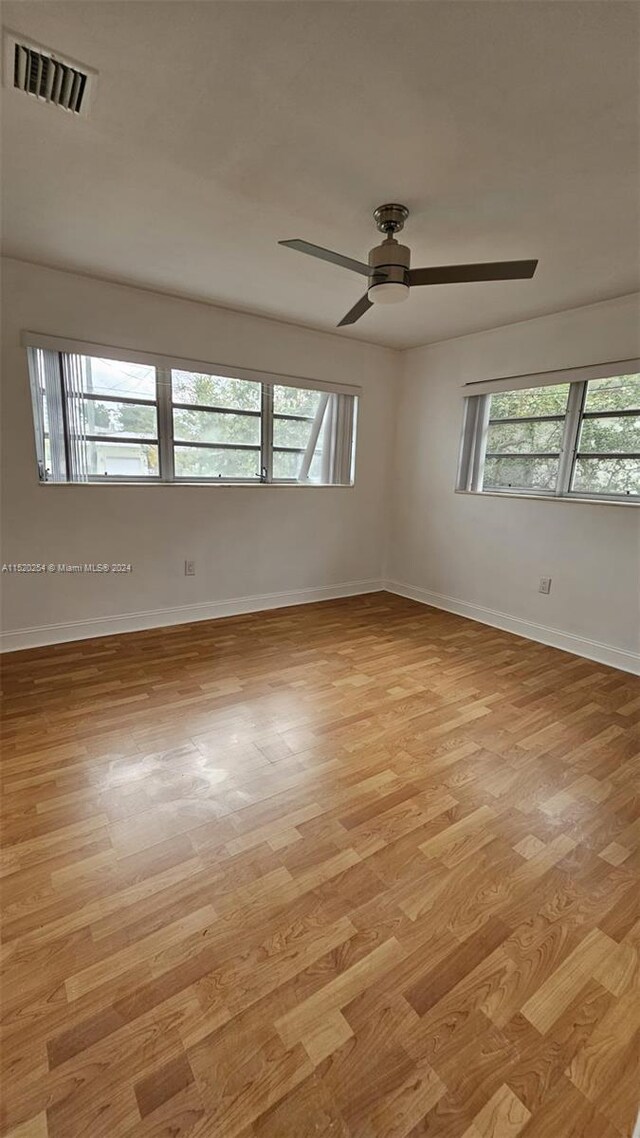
[1,2,639,1136]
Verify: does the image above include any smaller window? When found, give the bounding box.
[458,369,640,502]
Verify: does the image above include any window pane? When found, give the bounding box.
[486,419,564,454]
[489,384,570,419]
[88,441,158,477]
[572,457,640,496]
[81,400,157,439]
[174,445,259,479]
[172,371,260,411]
[273,385,323,418]
[173,408,259,445]
[273,448,326,481]
[578,415,640,454]
[273,449,304,479]
[309,452,323,480]
[584,374,640,413]
[79,357,156,400]
[483,456,559,491]
[273,388,327,480]
[273,416,315,448]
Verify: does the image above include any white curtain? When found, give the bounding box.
[298,393,355,485]
[27,348,67,481]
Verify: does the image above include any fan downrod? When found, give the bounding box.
[373,203,409,235]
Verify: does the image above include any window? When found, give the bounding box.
[573,374,640,497]
[171,370,262,481]
[26,341,358,485]
[273,384,326,481]
[458,368,640,502]
[482,383,569,493]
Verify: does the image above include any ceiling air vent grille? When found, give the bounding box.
[4,33,95,115]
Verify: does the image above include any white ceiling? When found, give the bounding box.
[2,1,639,349]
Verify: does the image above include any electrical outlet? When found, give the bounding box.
[539,577,552,594]
[184,560,196,576]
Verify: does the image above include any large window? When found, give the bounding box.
[458,368,640,502]
[26,343,358,485]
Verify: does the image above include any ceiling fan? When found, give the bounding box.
[279,204,538,326]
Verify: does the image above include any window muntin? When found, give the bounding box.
[273,385,321,418]
[172,408,261,447]
[27,350,357,486]
[483,456,560,492]
[88,441,159,478]
[272,384,327,483]
[482,383,570,493]
[488,385,570,418]
[583,373,640,413]
[570,373,640,498]
[173,445,259,480]
[572,457,640,496]
[459,371,640,501]
[64,358,161,478]
[484,419,566,454]
[77,357,157,400]
[80,399,158,439]
[273,418,315,449]
[170,369,264,482]
[273,449,321,480]
[171,370,261,410]
[578,416,640,454]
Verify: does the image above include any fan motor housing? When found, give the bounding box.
[368,240,410,285]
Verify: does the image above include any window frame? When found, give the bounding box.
[79,389,162,482]
[458,367,640,504]
[24,336,359,488]
[271,387,331,484]
[272,412,318,478]
[166,368,264,483]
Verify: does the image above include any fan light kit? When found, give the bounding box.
[279,204,538,326]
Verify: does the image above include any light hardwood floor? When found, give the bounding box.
[1,592,639,1138]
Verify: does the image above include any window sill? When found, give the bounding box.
[455,489,638,508]
[37,480,355,489]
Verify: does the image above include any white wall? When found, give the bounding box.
[0,259,399,648]
[2,261,639,671]
[387,293,640,673]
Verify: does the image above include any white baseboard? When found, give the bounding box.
[0,578,384,653]
[384,579,640,676]
[4,578,638,675]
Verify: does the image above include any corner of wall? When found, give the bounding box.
[384,293,640,672]
[381,346,410,582]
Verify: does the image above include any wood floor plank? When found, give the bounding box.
[1,593,638,1137]
[5,1117,49,1138]
[520,928,618,1033]
[461,1083,530,1138]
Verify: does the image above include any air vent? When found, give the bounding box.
[4,32,96,116]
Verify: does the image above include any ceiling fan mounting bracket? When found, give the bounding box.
[373,203,409,235]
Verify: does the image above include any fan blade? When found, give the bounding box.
[337,293,372,327]
[409,259,538,286]
[279,239,369,276]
